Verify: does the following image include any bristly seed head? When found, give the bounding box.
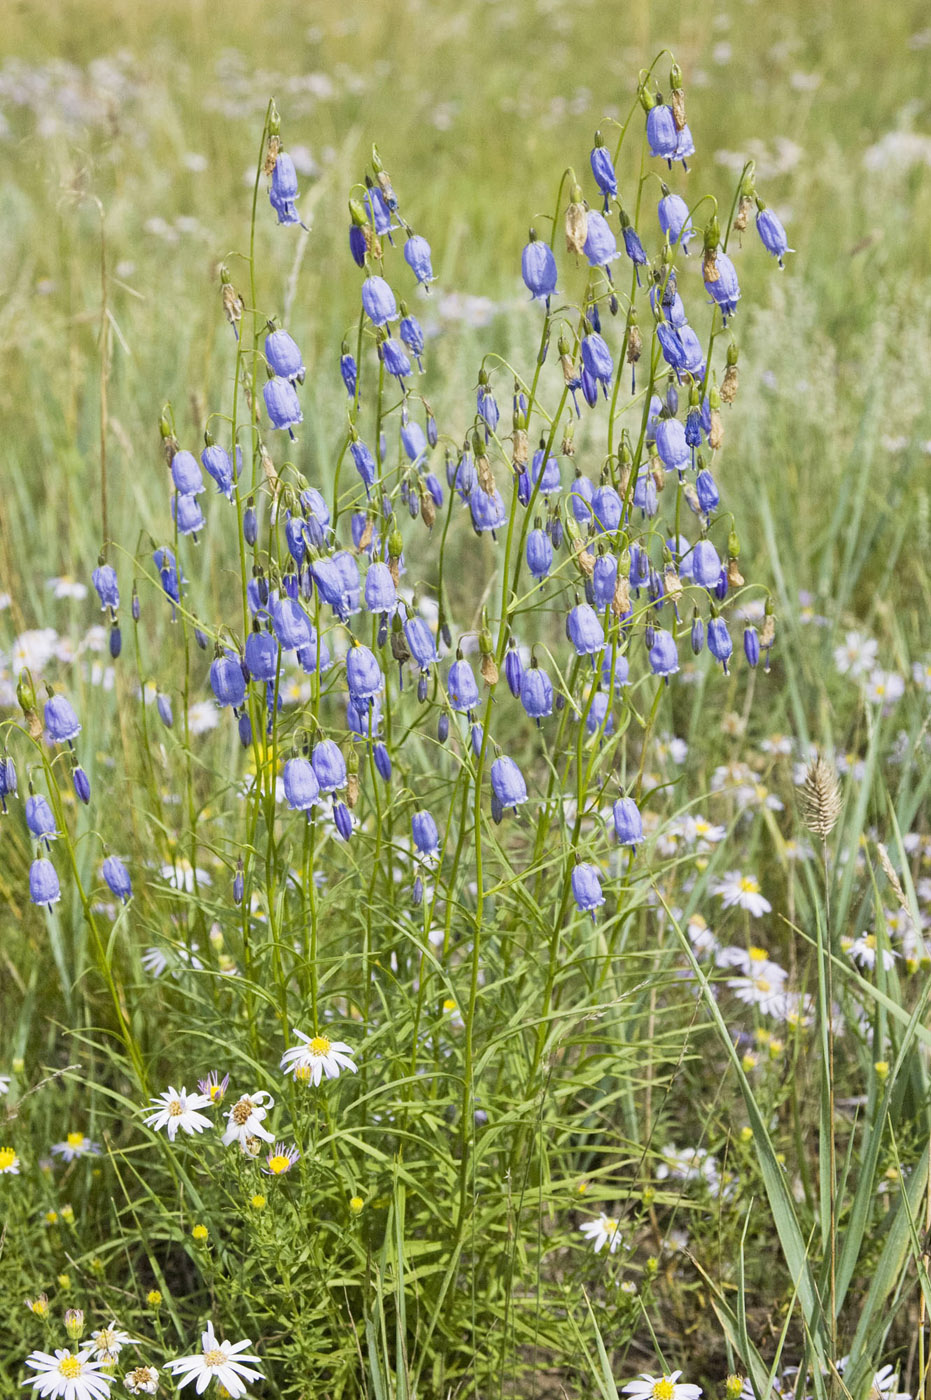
[801,754,842,840]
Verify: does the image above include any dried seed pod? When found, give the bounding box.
[626,323,643,365]
[480,651,498,686]
[575,542,595,576]
[259,440,280,494]
[477,454,495,497]
[356,515,375,554]
[702,246,719,284]
[420,484,436,529]
[733,194,754,234]
[727,557,745,587]
[671,86,687,131]
[346,772,360,809]
[651,464,665,493]
[663,566,683,604]
[512,427,528,467]
[709,410,724,451]
[565,196,588,256]
[721,362,739,403]
[613,574,631,617]
[221,281,244,335]
[263,133,281,176]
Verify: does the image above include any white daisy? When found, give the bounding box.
[578,1213,623,1254]
[655,1145,721,1192]
[727,974,788,1018]
[123,1367,159,1395]
[846,933,898,971]
[863,669,905,707]
[622,1371,702,1400]
[680,814,726,845]
[22,1348,113,1400]
[833,630,877,678]
[143,1087,214,1141]
[187,701,221,735]
[48,576,88,601]
[222,1093,275,1149]
[51,1132,102,1163]
[686,913,718,958]
[713,872,772,918]
[912,660,931,693]
[140,948,169,978]
[280,1030,358,1086]
[88,1324,139,1365]
[165,1322,263,1398]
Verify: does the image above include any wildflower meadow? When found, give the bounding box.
[2,4,931,1399]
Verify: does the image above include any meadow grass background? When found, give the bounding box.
[2,0,931,1395]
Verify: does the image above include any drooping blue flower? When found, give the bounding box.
[530,448,562,496]
[170,450,203,497]
[632,469,658,519]
[404,234,435,285]
[284,514,308,567]
[72,766,91,803]
[692,539,722,590]
[704,252,741,323]
[30,856,61,907]
[265,328,305,382]
[526,528,553,580]
[471,722,484,757]
[602,651,630,695]
[347,644,384,707]
[612,796,644,846]
[296,632,332,674]
[45,694,81,744]
[341,351,358,398]
[382,338,412,386]
[312,739,346,793]
[447,659,479,714]
[521,236,558,302]
[591,484,622,534]
[270,593,313,652]
[622,223,647,271]
[269,152,302,225]
[109,622,122,661]
[592,554,618,610]
[568,474,594,524]
[333,551,361,617]
[491,755,528,811]
[404,615,438,671]
[708,616,733,672]
[580,332,613,395]
[374,742,392,781]
[364,561,398,614]
[399,313,425,370]
[654,418,689,472]
[412,809,439,858]
[475,385,499,438]
[401,420,427,467]
[264,376,303,436]
[647,104,695,168]
[210,653,246,708]
[347,693,382,738]
[675,325,706,377]
[283,756,320,812]
[156,693,174,728]
[567,603,605,663]
[102,854,132,903]
[590,142,618,209]
[245,629,279,683]
[349,224,366,267]
[505,642,522,698]
[520,664,553,722]
[238,708,253,749]
[361,276,398,327]
[364,185,394,235]
[649,628,679,678]
[657,192,694,252]
[469,482,508,534]
[744,625,760,668]
[756,206,792,267]
[425,473,443,507]
[26,794,57,844]
[572,862,606,915]
[582,210,621,269]
[172,493,205,538]
[0,754,17,812]
[201,444,235,499]
[351,439,377,495]
[696,469,719,513]
[92,563,119,610]
[649,283,688,328]
[334,801,353,841]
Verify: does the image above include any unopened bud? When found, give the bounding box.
[728,528,740,558]
[64,1309,84,1341]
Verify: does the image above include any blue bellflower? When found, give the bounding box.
[270,152,302,225]
[521,237,558,302]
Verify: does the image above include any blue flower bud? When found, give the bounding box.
[0,755,17,812]
[704,252,741,323]
[477,385,499,434]
[412,810,439,858]
[650,284,688,328]
[109,623,122,659]
[756,207,792,267]
[349,224,366,267]
[26,794,57,844]
[412,875,423,906]
[284,514,308,567]
[447,659,479,713]
[582,210,621,269]
[632,470,658,518]
[526,528,553,580]
[171,450,205,495]
[692,539,722,590]
[491,755,528,811]
[744,625,760,668]
[341,352,358,398]
[520,664,553,722]
[347,643,384,706]
[505,643,522,698]
[404,234,435,285]
[658,192,694,252]
[649,628,679,678]
[243,503,258,547]
[612,796,644,847]
[401,421,427,467]
[361,275,398,327]
[270,152,301,224]
[265,328,304,382]
[102,854,132,903]
[572,862,606,915]
[623,225,647,268]
[233,865,244,905]
[592,554,618,609]
[708,616,733,672]
[92,563,119,611]
[382,338,412,385]
[437,712,450,743]
[131,589,140,622]
[72,767,91,804]
[691,615,705,654]
[312,739,347,793]
[45,694,81,744]
[156,693,174,728]
[567,603,605,663]
[30,856,61,907]
[590,144,618,206]
[471,722,484,757]
[334,800,353,841]
[715,570,729,602]
[581,367,598,408]
[284,756,320,812]
[210,654,246,708]
[400,314,425,370]
[521,236,558,302]
[264,376,303,436]
[550,516,564,549]
[374,742,392,782]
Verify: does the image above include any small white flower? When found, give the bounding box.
[141,948,169,978]
[578,1213,623,1254]
[863,669,905,707]
[727,974,788,1017]
[88,1324,139,1365]
[713,872,772,918]
[911,660,931,693]
[280,1030,358,1086]
[622,1371,702,1400]
[51,1132,102,1163]
[846,933,898,971]
[0,1073,10,1095]
[47,576,89,601]
[655,1145,720,1192]
[123,1366,159,1395]
[22,1348,114,1400]
[143,1087,214,1142]
[187,701,220,735]
[222,1093,275,1149]
[165,1322,263,1398]
[834,630,878,678]
[680,815,726,846]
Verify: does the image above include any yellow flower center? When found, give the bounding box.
[653,1381,676,1400]
[66,1132,84,1149]
[864,935,876,950]
[739,877,760,894]
[0,1146,17,1170]
[209,1085,223,1101]
[753,977,771,994]
[748,946,767,962]
[443,998,457,1012]
[59,1358,83,1380]
[204,1347,226,1369]
[267,1154,292,1175]
[168,1099,184,1116]
[603,1218,618,1233]
[309,1036,331,1056]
